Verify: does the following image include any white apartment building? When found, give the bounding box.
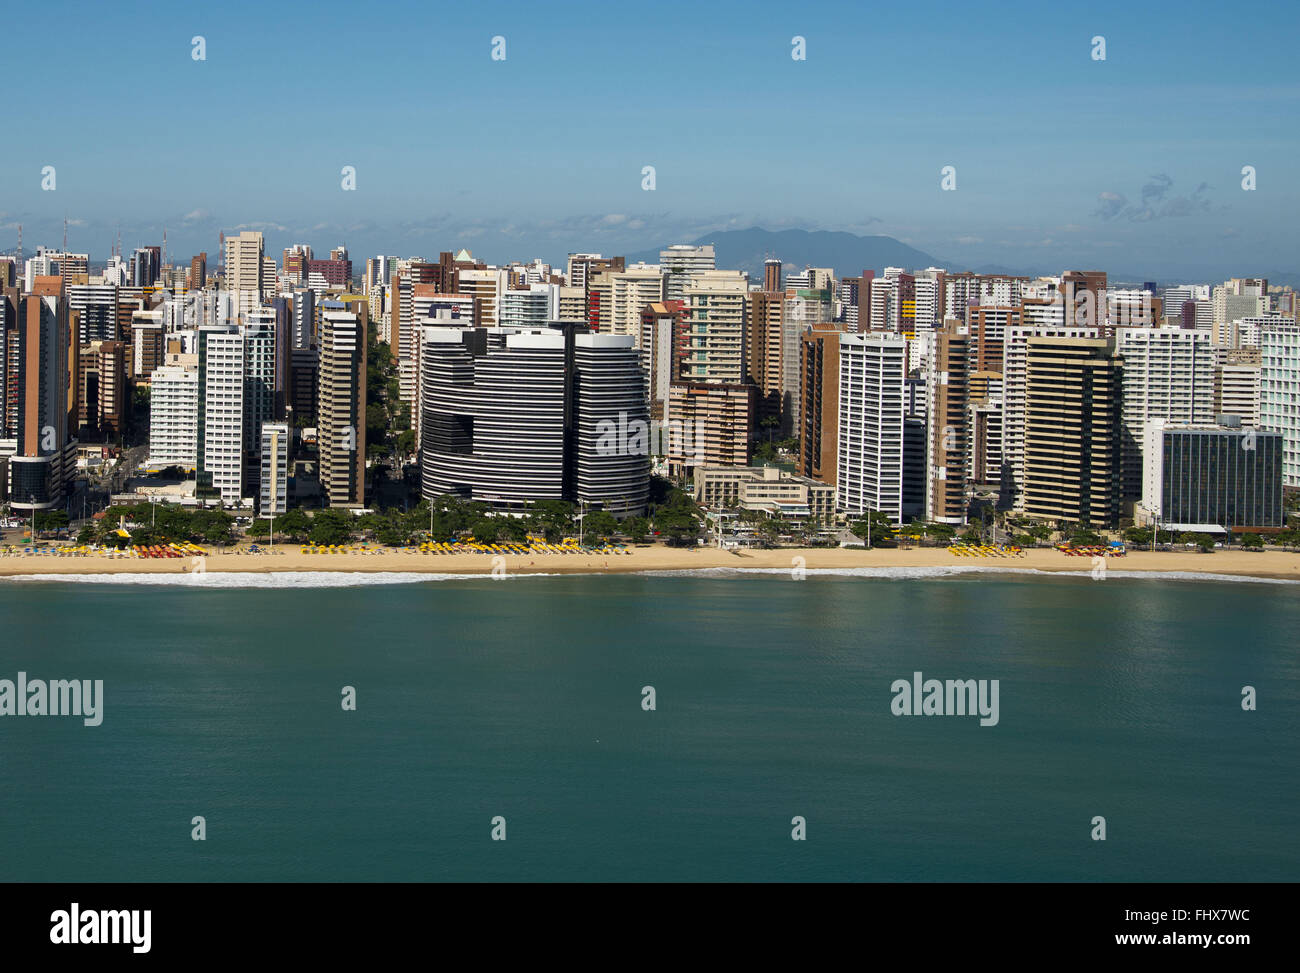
[259,422,289,516]
[147,365,200,469]
[201,329,246,503]
[1260,322,1300,487]
[660,245,715,303]
[1116,327,1215,498]
[498,284,558,329]
[836,333,906,521]
[457,268,508,328]
[609,268,665,341]
[224,231,264,316]
[682,270,748,384]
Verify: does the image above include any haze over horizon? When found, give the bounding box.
[2,0,1297,281]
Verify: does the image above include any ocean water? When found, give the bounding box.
[0,570,1296,882]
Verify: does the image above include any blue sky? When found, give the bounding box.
[2,0,1297,280]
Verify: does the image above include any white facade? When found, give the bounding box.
[259,422,289,516]
[609,269,665,340]
[682,271,748,384]
[148,366,199,468]
[224,231,264,316]
[1116,327,1215,496]
[660,245,715,303]
[836,334,906,521]
[202,330,246,503]
[1260,323,1300,487]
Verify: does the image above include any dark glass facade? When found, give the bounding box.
[1161,429,1282,529]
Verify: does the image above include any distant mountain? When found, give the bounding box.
[626,228,948,281]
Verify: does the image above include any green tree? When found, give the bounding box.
[471,518,501,543]
[623,516,650,543]
[1240,532,1264,550]
[310,509,354,546]
[1179,532,1215,552]
[582,510,618,542]
[851,510,896,547]
[278,508,312,541]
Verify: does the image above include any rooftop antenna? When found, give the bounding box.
[218,230,225,277]
[162,227,167,270]
[15,224,20,261]
[63,214,68,251]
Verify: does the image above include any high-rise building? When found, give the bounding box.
[318,307,367,507]
[660,245,715,303]
[1060,270,1107,331]
[1259,321,1300,488]
[76,340,126,440]
[682,270,748,384]
[608,267,665,339]
[1213,353,1261,427]
[421,326,648,514]
[764,258,782,293]
[836,333,907,521]
[798,325,843,487]
[457,268,508,328]
[747,290,786,430]
[1115,327,1214,501]
[1140,417,1282,532]
[666,382,756,478]
[1022,337,1123,527]
[130,309,166,380]
[189,253,207,291]
[926,324,970,524]
[1001,325,1096,507]
[130,247,160,287]
[10,278,75,513]
[0,288,18,438]
[68,284,118,343]
[305,255,353,289]
[640,301,687,421]
[199,328,246,503]
[147,363,200,469]
[224,231,264,315]
[498,284,558,329]
[259,422,290,516]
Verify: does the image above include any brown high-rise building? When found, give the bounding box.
[1,287,20,438]
[189,253,207,291]
[77,340,127,440]
[927,324,970,523]
[764,258,782,293]
[11,279,74,512]
[318,304,367,508]
[1022,337,1123,528]
[969,305,1019,374]
[839,270,874,332]
[798,324,845,487]
[1061,270,1107,331]
[666,382,756,478]
[747,290,787,430]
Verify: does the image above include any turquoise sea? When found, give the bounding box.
[1,569,1297,882]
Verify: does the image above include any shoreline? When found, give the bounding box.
[2,544,1299,582]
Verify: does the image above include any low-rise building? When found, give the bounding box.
[694,465,836,522]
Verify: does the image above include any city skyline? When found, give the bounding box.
[2,0,1298,279]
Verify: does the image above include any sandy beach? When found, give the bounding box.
[1,543,1298,581]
